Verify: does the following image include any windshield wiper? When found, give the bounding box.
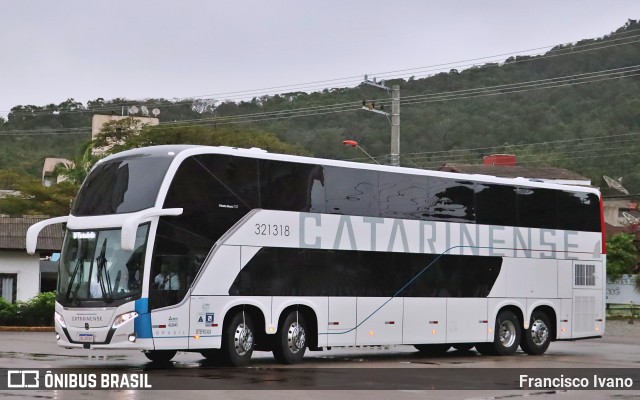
[96,238,114,303]
[65,257,84,304]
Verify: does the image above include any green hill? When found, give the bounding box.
[2,19,640,191]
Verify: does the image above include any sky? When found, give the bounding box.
[1,0,639,117]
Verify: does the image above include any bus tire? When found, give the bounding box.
[222,311,255,367]
[520,311,551,355]
[273,310,307,364]
[143,350,177,363]
[414,344,451,355]
[482,310,521,356]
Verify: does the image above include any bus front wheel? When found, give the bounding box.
[273,310,307,364]
[222,311,255,366]
[143,350,177,363]
[476,310,521,356]
[520,311,551,355]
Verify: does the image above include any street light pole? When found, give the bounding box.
[362,76,401,166]
[342,140,380,164]
[390,85,400,167]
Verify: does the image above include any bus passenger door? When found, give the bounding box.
[327,298,356,346]
[148,253,192,351]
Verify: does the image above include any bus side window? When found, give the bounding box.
[517,187,557,229]
[475,184,518,227]
[557,191,600,232]
[325,167,379,217]
[259,160,326,213]
[379,172,430,220]
[427,177,476,223]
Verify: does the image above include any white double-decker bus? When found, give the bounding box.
[27,145,606,366]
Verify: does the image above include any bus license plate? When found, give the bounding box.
[78,333,94,342]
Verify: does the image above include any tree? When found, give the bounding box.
[0,171,76,216]
[52,141,99,185]
[99,123,308,156]
[92,117,150,153]
[606,233,637,280]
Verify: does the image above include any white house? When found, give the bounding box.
[41,157,73,187]
[0,217,64,302]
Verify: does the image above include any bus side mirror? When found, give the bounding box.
[121,208,183,251]
[26,216,70,255]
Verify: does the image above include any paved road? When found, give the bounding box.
[0,320,638,399]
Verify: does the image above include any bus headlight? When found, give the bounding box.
[112,311,138,329]
[55,311,67,329]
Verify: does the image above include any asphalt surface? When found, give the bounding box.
[0,319,638,399]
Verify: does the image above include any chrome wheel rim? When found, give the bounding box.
[499,319,517,348]
[234,323,253,356]
[530,319,549,346]
[287,322,306,354]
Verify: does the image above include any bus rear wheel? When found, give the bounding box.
[414,344,451,355]
[273,310,307,364]
[222,311,255,366]
[143,350,177,363]
[520,311,551,355]
[476,310,521,356]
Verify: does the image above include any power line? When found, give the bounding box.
[4,29,640,118]
[400,70,640,108]
[159,35,640,105]
[378,37,640,83]
[350,148,640,175]
[410,134,640,159]
[160,100,364,126]
[403,131,640,157]
[0,127,91,136]
[411,143,640,168]
[398,64,640,103]
[407,142,640,169]
[2,61,640,135]
[405,138,640,165]
[164,66,640,128]
[344,131,640,163]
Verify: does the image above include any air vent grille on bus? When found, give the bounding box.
[574,296,596,334]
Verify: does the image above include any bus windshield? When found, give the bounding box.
[71,153,175,216]
[57,225,149,307]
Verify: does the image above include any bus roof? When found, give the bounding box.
[99,145,600,195]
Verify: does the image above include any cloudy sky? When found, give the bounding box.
[1,1,638,117]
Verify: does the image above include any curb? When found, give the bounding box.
[0,326,54,332]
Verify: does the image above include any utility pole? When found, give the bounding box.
[390,85,400,167]
[362,75,401,166]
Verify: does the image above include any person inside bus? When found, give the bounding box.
[154,262,180,290]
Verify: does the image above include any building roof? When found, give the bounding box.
[0,216,64,251]
[438,163,591,185]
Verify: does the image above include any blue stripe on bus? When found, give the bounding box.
[134,298,152,339]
